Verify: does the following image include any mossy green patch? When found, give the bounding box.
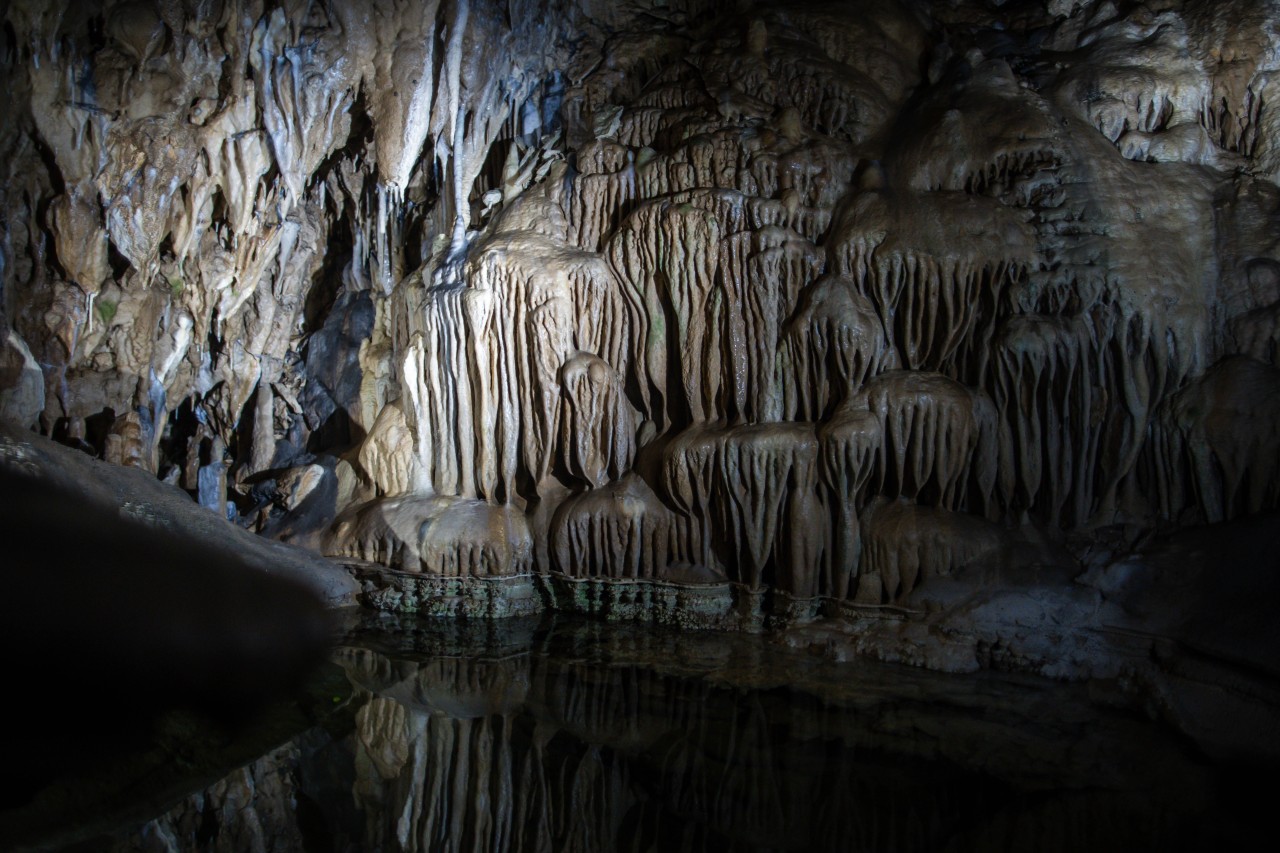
[96,298,118,325]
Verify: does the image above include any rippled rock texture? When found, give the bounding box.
[3,0,1280,624]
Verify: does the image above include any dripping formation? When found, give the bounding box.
[2,0,1280,673]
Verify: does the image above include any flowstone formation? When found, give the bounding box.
[3,1,1280,648]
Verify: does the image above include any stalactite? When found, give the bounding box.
[1228,301,1280,365]
[550,475,685,579]
[858,497,1007,604]
[990,313,1106,527]
[4,0,1280,611]
[444,0,473,261]
[364,0,442,193]
[662,424,824,593]
[254,8,357,213]
[399,200,645,507]
[608,198,723,426]
[853,371,998,514]
[842,244,1021,374]
[558,352,637,489]
[49,186,108,295]
[661,427,722,575]
[778,275,896,422]
[569,140,635,252]
[1092,301,1207,515]
[1146,356,1280,524]
[816,403,882,600]
[717,229,825,423]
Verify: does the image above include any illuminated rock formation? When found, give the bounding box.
[3,0,1280,623]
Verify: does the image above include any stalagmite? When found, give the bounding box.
[329,495,533,576]
[558,352,637,489]
[358,403,424,499]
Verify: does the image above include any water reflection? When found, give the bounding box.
[116,615,1251,852]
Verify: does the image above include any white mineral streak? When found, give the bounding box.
[4,0,1280,594]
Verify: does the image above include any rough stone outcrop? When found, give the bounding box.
[2,0,1280,636]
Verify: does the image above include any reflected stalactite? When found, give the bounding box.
[113,618,1225,853]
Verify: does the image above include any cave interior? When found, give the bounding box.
[1,0,1279,849]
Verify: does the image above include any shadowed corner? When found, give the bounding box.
[0,463,334,811]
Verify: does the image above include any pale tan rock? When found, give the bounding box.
[49,186,109,295]
[991,314,1107,527]
[356,697,413,781]
[558,352,637,489]
[359,403,423,498]
[816,403,883,600]
[0,331,45,430]
[663,423,823,592]
[5,0,1280,608]
[778,274,895,422]
[550,474,685,579]
[329,495,533,576]
[853,371,999,514]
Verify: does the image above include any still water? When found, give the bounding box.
[7,614,1263,851]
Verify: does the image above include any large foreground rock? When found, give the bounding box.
[0,421,358,608]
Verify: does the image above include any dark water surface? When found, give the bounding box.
[4,613,1264,852]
